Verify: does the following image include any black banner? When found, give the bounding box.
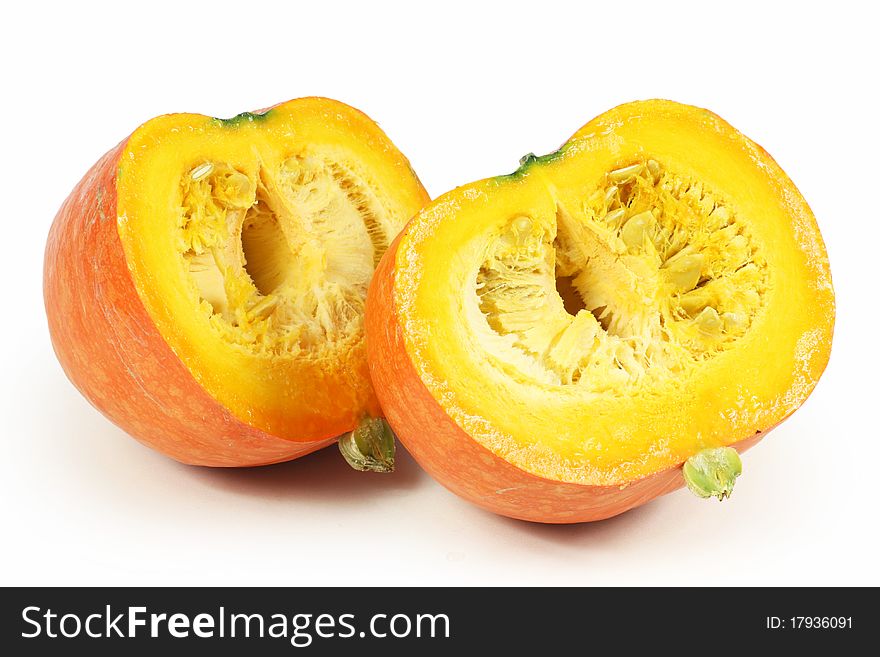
[0,587,868,654]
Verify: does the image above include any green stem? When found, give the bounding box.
[338,417,396,473]
[682,447,742,501]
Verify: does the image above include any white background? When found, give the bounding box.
[2,1,878,586]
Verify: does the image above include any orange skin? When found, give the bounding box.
[44,142,333,466]
[366,234,767,523]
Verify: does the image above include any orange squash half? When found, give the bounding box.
[366,100,833,522]
[45,97,428,466]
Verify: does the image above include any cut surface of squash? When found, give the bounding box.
[45,98,428,466]
[367,100,833,520]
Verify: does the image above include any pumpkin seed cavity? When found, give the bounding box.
[474,160,768,390]
[178,153,389,357]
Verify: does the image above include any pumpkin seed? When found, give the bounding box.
[246,295,279,321]
[603,208,626,226]
[190,162,214,180]
[608,163,644,184]
[604,185,619,206]
[513,216,533,233]
[664,253,705,292]
[696,306,722,337]
[722,311,748,332]
[620,211,656,250]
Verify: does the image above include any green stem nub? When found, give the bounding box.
[338,417,396,473]
[519,152,539,167]
[683,447,742,501]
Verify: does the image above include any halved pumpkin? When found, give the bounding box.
[366,100,833,522]
[45,97,429,467]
